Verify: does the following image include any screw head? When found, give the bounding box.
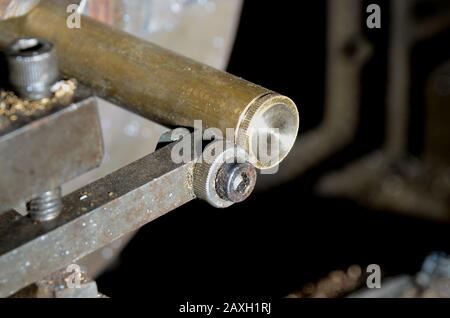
[6,37,58,100]
[194,141,257,208]
[216,162,257,203]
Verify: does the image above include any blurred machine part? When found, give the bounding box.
[316,0,450,221]
[0,0,39,20]
[350,253,450,298]
[82,0,242,69]
[287,265,364,298]
[260,0,450,221]
[288,253,450,298]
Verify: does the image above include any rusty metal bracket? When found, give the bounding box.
[0,137,197,297]
[0,91,104,214]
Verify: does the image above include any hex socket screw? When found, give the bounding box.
[215,162,257,203]
[6,37,59,100]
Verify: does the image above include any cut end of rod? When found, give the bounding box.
[237,94,300,170]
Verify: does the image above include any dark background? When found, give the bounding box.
[97,0,450,297]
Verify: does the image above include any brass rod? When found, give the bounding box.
[0,0,299,169]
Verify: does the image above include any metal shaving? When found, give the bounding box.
[0,79,77,122]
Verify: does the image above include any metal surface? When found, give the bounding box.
[0,138,196,297]
[0,0,299,170]
[6,37,58,100]
[0,94,104,214]
[60,101,168,279]
[11,265,100,298]
[53,281,98,298]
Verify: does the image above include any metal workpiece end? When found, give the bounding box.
[237,93,300,170]
[6,37,58,100]
[27,188,62,222]
[194,140,257,208]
